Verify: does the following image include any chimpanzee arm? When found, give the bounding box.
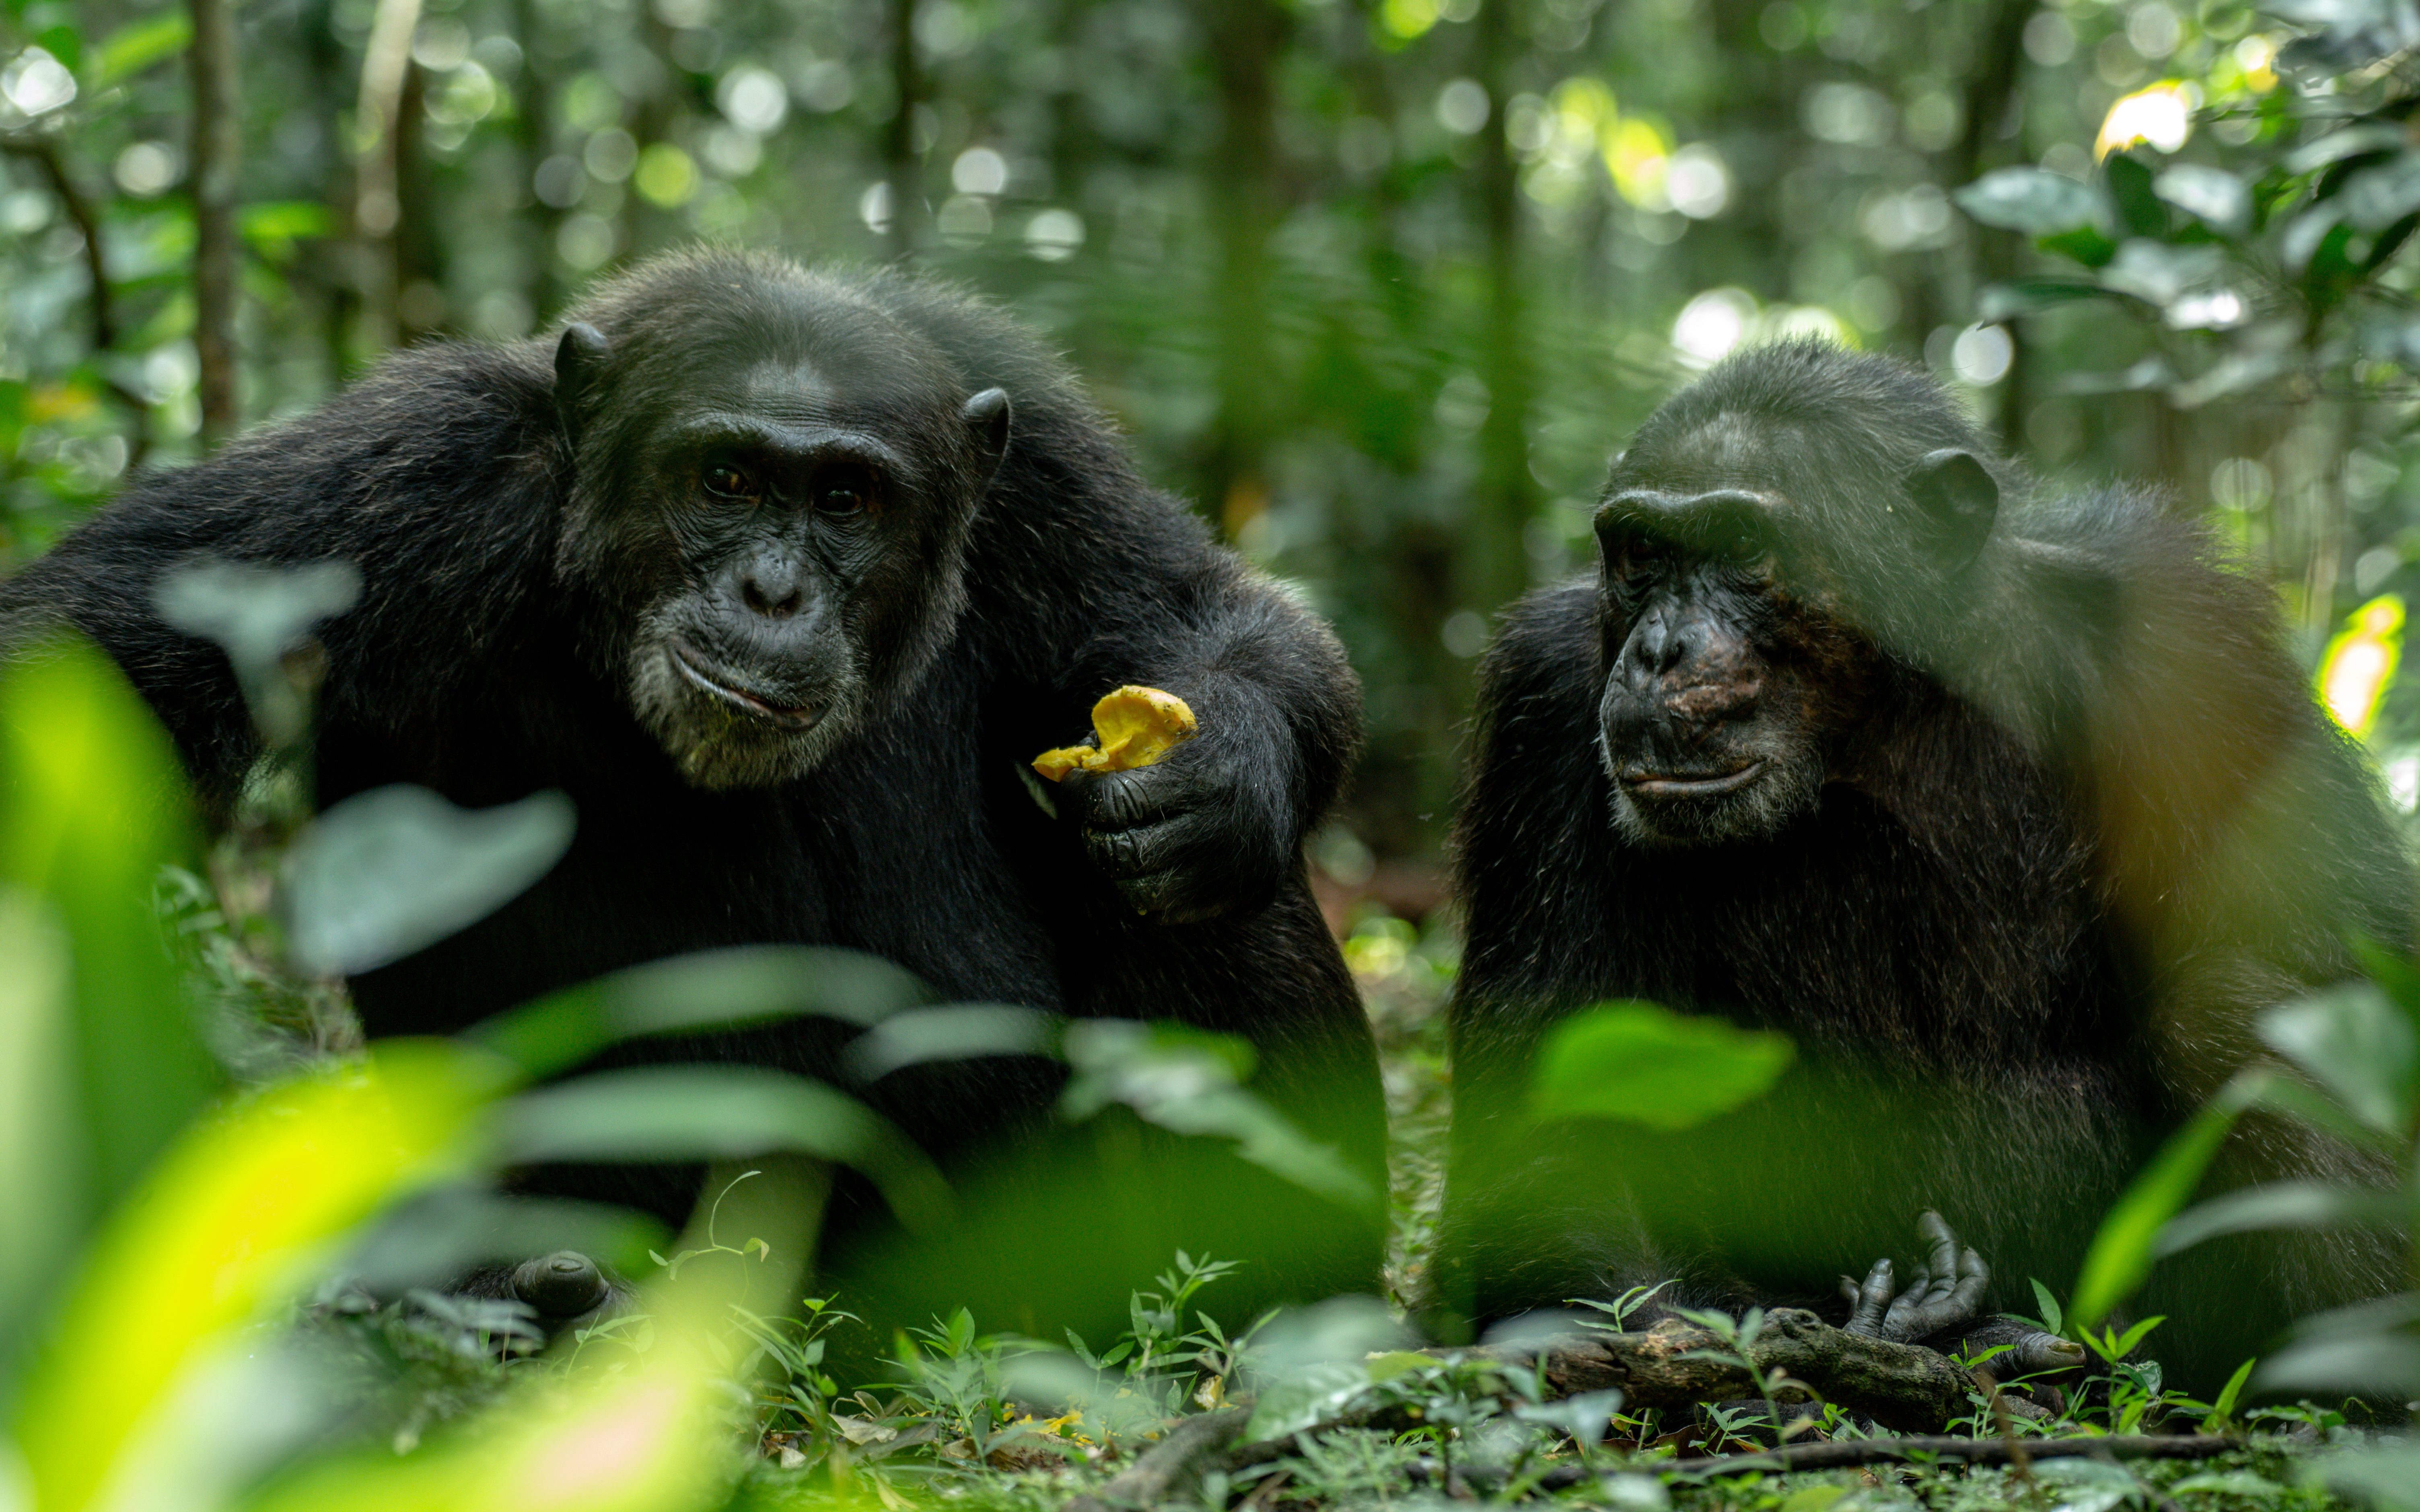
[0,343,566,815]
[960,404,1358,922]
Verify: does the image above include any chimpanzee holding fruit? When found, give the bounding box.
[0,249,1385,1339]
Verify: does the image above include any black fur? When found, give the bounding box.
[0,250,1384,1335]
[1433,341,2412,1389]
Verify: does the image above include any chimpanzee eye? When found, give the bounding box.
[702,462,756,501]
[1609,536,1663,583]
[815,465,875,516]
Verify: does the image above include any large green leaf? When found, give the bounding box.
[2153,164,2252,236]
[280,784,574,976]
[494,1064,950,1232]
[2257,984,2418,1135]
[2339,150,2420,230]
[1528,1000,1793,1131]
[1953,167,2100,235]
[0,639,214,1219]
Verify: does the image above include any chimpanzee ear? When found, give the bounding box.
[1906,448,1997,567]
[553,323,610,429]
[963,386,1011,471]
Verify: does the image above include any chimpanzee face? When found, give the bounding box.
[551,295,1009,790]
[1590,414,1996,848]
[1592,485,1844,847]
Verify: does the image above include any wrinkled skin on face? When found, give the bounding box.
[1592,431,1994,848]
[549,311,1009,790]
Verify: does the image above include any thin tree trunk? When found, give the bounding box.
[1205,0,1285,539]
[884,0,922,259]
[188,0,242,444]
[1465,0,1537,617]
[354,0,424,353]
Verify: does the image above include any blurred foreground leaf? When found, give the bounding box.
[2259,981,2418,1134]
[1528,1000,1792,1131]
[281,785,575,976]
[0,637,213,1239]
[10,1042,501,1512]
[496,1065,951,1233]
[1061,1020,1379,1219]
[476,945,936,1078]
[155,559,360,748]
[2069,1071,2269,1333]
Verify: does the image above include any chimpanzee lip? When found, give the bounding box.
[668,641,818,730]
[1622,761,1766,799]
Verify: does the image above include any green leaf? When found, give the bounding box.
[239,201,337,251]
[2314,1444,2420,1511]
[1953,167,2100,234]
[280,784,575,976]
[2257,984,2418,1133]
[1528,1000,1793,1130]
[842,1004,1058,1081]
[155,558,359,747]
[2159,1179,2408,1257]
[2097,239,2229,307]
[2208,1356,2257,1424]
[2037,224,2120,267]
[92,10,191,87]
[1974,279,2112,322]
[2068,1071,2267,1331]
[2284,203,2349,271]
[473,945,935,1077]
[496,1064,950,1232]
[2104,153,2166,238]
[0,639,214,1218]
[1060,1019,1379,1217]
[2029,1278,2064,1337]
[2340,150,2420,230]
[2282,122,2408,176]
[2153,164,2252,236]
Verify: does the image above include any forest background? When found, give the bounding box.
[10,0,2418,900]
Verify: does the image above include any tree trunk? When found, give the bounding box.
[188,0,243,444]
[1204,0,1286,540]
[1465,0,1536,617]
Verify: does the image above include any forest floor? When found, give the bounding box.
[190,886,2410,1511]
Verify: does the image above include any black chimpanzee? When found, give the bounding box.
[0,249,1383,1339]
[1431,340,2412,1390]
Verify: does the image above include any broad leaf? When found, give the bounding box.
[281,784,574,976]
[2158,1179,2408,1256]
[496,1064,950,1231]
[1529,1000,1793,1130]
[2153,164,2251,236]
[2339,150,2420,230]
[2257,983,2418,1134]
[1955,168,2099,235]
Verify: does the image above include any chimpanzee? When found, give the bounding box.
[1431,341,2412,1390]
[0,249,1384,1339]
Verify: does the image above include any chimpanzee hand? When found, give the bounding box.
[1838,1210,1989,1343]
[1057,724,1292,924]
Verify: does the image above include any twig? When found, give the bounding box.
[1620,1433,2237,1481]
[1065,1407,1251,1512]
[187,0,243,444]
[0,134,152,454]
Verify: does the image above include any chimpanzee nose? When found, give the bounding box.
[740,559,804,618]
[1624,606,1691,679]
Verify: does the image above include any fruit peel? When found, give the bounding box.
[1033,685,1198,782]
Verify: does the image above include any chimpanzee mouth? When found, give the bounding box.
[1622,761,1766,799]
[668,642,819,730]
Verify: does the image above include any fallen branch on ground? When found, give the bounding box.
[1550,1432,2239,1485]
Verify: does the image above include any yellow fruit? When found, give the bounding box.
[1032,685,1198,782]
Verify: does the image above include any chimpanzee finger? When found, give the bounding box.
[1948,1245,1990,1311]
[1918,1210,1961,1284]
[1842,1257,1895,1336]
[1061,760,1216,834]
[511,1249,611,1319]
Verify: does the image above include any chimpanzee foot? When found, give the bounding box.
[506,1249,631,1335]
[1838,1210,1988,1342]
[1836,1212,2079,1373]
